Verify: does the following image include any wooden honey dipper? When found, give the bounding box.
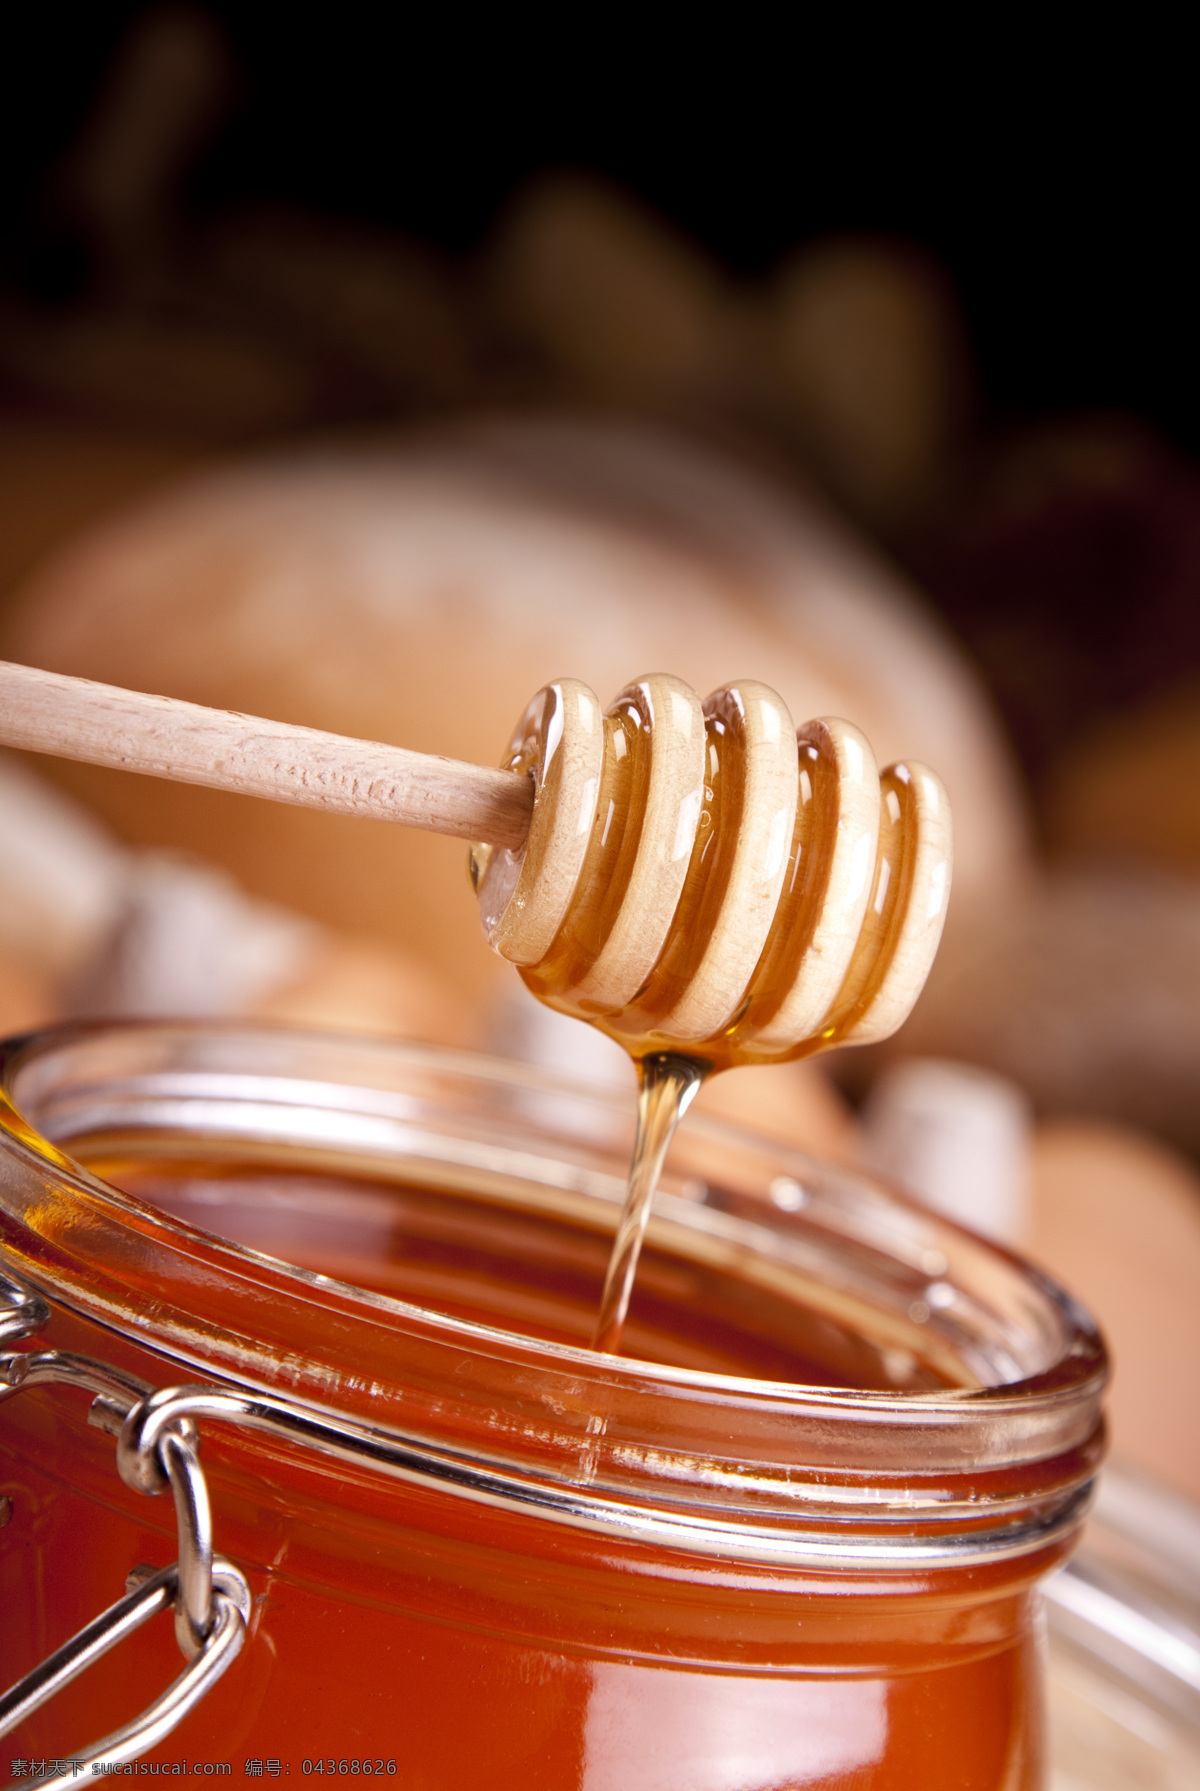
[0,660,951,1352]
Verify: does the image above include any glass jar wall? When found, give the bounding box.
[0,1024,1107,1788]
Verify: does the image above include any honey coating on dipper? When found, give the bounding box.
[528,696,654,1014]
[477,674,952,1073]
[527,700,757,1065]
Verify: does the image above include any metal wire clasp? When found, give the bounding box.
[0,1266,251,1777]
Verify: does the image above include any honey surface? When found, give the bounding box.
[83,1155,949,1393]
[1,1152,1047,1786]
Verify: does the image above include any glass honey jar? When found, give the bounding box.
[0,1022,1106,1788]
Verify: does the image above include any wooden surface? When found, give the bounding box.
[0,660,533,849]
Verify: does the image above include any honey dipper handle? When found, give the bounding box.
[0,661,533,849]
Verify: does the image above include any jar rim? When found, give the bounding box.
[0,1021,1107,1563]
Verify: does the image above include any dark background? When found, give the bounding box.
[2,4,1195,450]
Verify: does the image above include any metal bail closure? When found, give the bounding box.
[0,1558,251,1780]
[0,1265,251,1776]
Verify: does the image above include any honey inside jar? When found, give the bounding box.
[77,1152,957,1393]
[0,1026,1104,1787]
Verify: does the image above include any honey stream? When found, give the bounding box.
[590,1053,707,1353]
